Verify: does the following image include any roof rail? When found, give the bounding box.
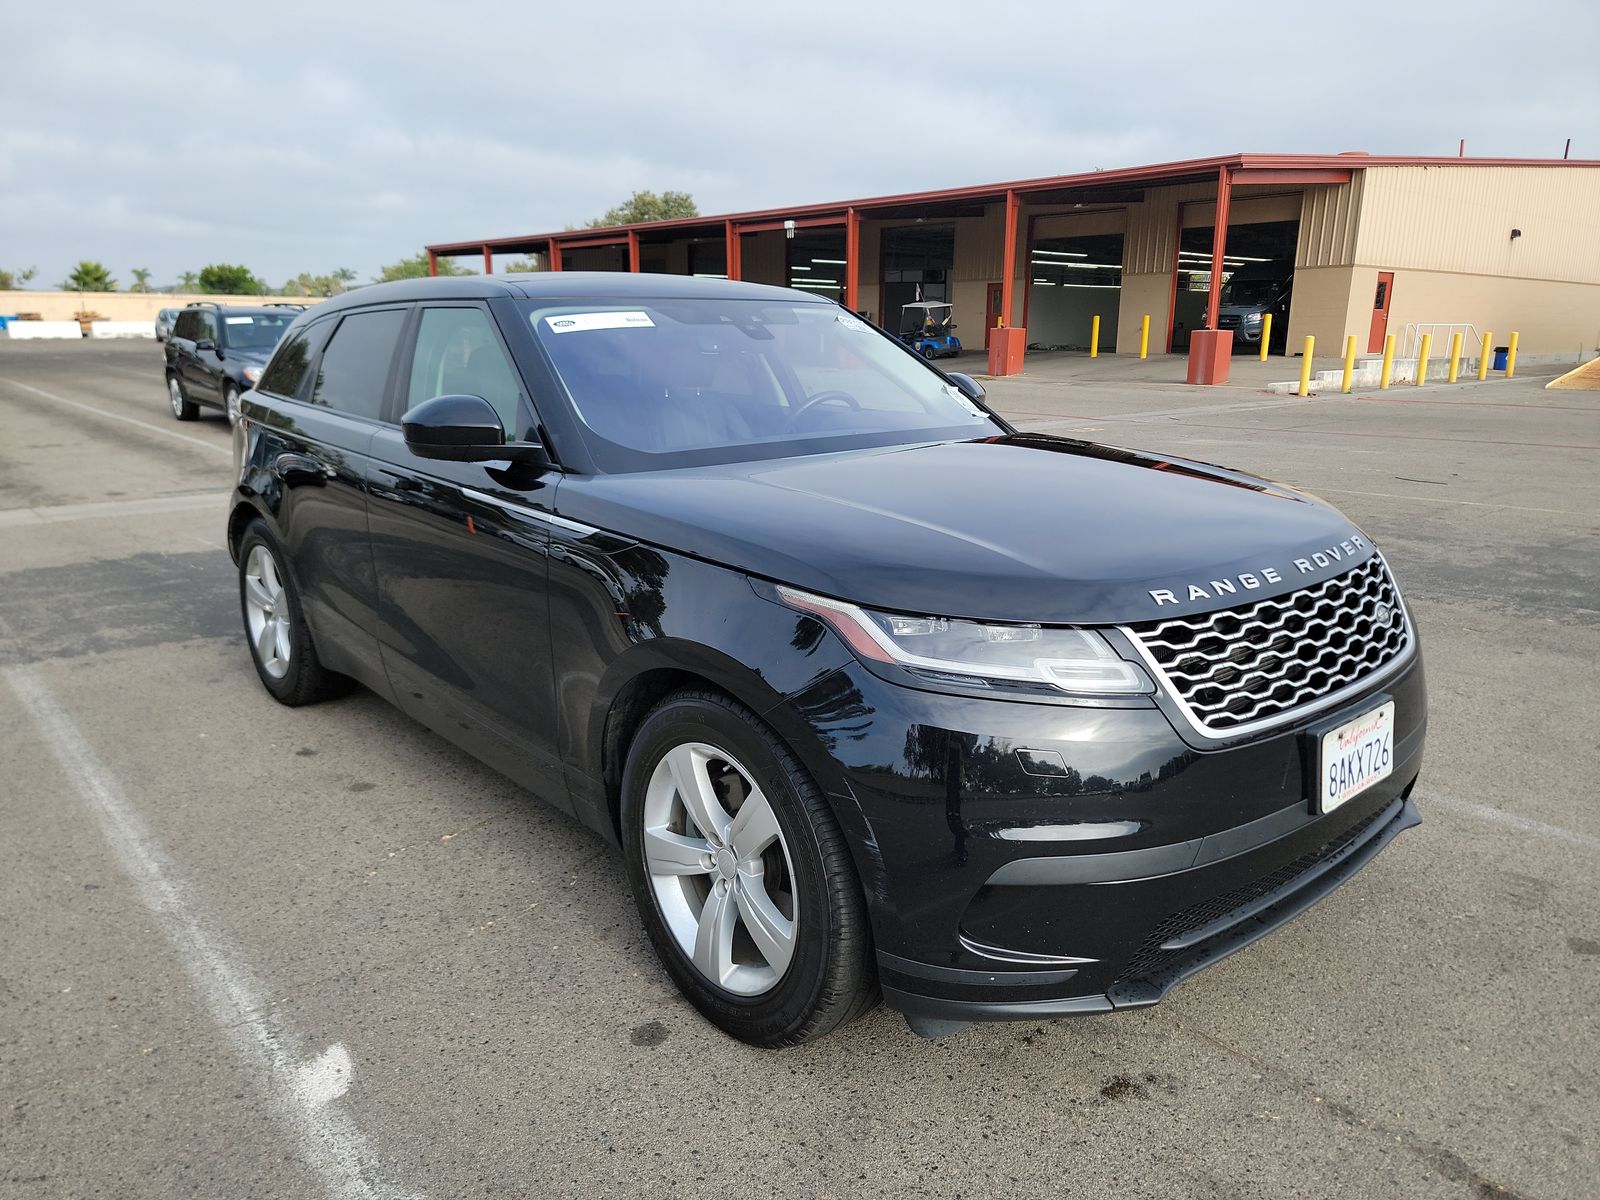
[182,301,223,310]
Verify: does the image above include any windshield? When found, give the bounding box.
[220,313,295,351]
[525,298,997,472]
[1219,278,1281,307]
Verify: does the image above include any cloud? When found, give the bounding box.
[2,0,1596,287]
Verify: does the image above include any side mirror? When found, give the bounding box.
[195,338,215,352]
[402,394,546,464]
[946,372,985,402]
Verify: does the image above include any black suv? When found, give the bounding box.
[228,273,1424,1046]
[165,303,298,424]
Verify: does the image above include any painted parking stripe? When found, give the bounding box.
[0,376,231,457]
[1418,789,1600,853]
[2,661,419,1200]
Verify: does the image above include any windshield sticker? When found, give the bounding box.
[224,316,255,324]
[544,311,655,334]
[836,314,872,333]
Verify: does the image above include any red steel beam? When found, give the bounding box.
[427,249,438,278]
[1231,168,1352,185]
[1166,202,1185,353]
[725,220,742,281]
[548,238,562,272]
[736,213,847,235]
[844,208,859,312]
[627,230,640,273]
[999,190,1019,327]
[1204,167,1233,331]
[483,245,493,274]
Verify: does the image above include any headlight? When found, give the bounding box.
[1244,312,1263,324]
[778,586,1151,695]
[242,365,264,385]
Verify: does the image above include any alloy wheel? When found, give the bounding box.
[242,544,292,679]
[168,377,185,417]
[642,742,797,996]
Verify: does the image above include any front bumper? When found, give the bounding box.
[780,649,1426,1024]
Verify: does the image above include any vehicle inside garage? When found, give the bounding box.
[1173,216,1297,351]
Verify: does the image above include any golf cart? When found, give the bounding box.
[898,301,962,360]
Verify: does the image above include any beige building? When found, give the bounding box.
[428,153,1600,373]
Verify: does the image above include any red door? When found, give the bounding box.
[984,282,1003,349]
[1367,272,1395,353]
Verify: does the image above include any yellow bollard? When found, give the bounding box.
[1477,331,1492,381]
[1259,313,1272,360]
[1090,314,1101,359]
[1341,334,1357,394]
[1506,331,1519,378]
[1379,334,1396,389]
[1298,335,1315,396]
[1139,314,1150,360]
[1416,332,1432,387]
[1447,331,1463,383]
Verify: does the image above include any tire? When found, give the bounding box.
[224,383,241,427]
[236,520,349,706]
[921,345,936,360]
[168,375,199,421]
[620,690,877,1046]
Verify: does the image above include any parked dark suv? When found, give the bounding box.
[227,273,1425,1046]
[165,303,297,424]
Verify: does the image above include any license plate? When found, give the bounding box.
[1318,701,1395,813]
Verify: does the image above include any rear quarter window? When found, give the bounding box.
[258,321,334,399]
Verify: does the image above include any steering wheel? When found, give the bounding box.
[786,389,860,430]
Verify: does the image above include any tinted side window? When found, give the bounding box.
[307,309,406,421]
[198,312,218,343]
[174,310,198,340]
[406,307,526,437]
[258,321,333,399]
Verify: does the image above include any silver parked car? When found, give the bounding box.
[154,307,180,341]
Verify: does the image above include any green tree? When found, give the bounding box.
[61,260,116,291]
[374,252,470,282]
[331,267,356,291]
[179,270,200,292]
[586,190,698,228]
[0,266,37,290]
[198,263,265,295]
[504,257,543,273]
[130,267,153,293]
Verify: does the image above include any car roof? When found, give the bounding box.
[307,271,823,316]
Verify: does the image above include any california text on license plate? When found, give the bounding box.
[1319,701,1395,813]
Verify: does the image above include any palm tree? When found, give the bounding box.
[331,267,356,293]
[179,270,199,292]
[61,261,116,292]
[130,267,153,293]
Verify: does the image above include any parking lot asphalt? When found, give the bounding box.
[2,340,1596,1200]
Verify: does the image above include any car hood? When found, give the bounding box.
[553,434,1374,624]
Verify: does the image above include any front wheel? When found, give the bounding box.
[224,384,241,427]
[168,375,198,421]
[921,344,936,360]
[620,691,877,1046]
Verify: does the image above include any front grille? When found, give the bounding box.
[1125,554,1409,736]
[1110,799,1395,1003]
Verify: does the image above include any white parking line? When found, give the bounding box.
[0,376,231,458]
[2,662,419,1200]
[1419,789,1600,853]
[0,492,226,529]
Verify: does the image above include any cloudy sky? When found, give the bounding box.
[4,0,1597,290]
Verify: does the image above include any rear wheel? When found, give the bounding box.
[224,383,241,427]
[168,375,198,421]
[620,690,877,1046]
[237,520,348,705]
[921,344,936,360]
